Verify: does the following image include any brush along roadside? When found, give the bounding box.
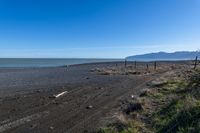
[97,68,200,133]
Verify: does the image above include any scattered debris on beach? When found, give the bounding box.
[52,91,68,98]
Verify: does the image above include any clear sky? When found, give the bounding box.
[0,0,199,58]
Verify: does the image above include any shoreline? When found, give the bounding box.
[0,60,193,69]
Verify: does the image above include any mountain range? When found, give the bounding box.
[126,51,200,61]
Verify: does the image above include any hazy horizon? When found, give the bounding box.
[0,50,199,59]
[0,0,200,58]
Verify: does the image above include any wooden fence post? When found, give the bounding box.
[134,61,136,69]
[154,61,157,70]
[194,56,198,69]
[125,59,127,68]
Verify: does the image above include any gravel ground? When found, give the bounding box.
[0,61,190,133]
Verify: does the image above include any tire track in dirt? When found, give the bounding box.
[66,70,170,133]
[1,68,172,133]
[0,111,49,133]
[67,76,155,133]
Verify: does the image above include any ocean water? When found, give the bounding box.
[0,58,123,67]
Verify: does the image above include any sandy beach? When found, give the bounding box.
[0,61,192,133]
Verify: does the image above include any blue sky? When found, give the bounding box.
[0,0,199,58]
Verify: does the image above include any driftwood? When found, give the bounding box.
[53,91,68,98]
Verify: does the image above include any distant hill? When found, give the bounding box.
[126,51,200,61]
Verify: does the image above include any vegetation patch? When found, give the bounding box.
[124,102,143,115]
[97,69,200,133]
[98,120,150,133]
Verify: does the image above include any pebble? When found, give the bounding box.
[49,126,54,130]
[131,95,135,99]
[86,105,93,109]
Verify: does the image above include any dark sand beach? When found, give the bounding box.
[0,61,192,133]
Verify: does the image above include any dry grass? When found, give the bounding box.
[97,68,200,133]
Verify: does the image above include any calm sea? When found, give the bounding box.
[0,58,123,67]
